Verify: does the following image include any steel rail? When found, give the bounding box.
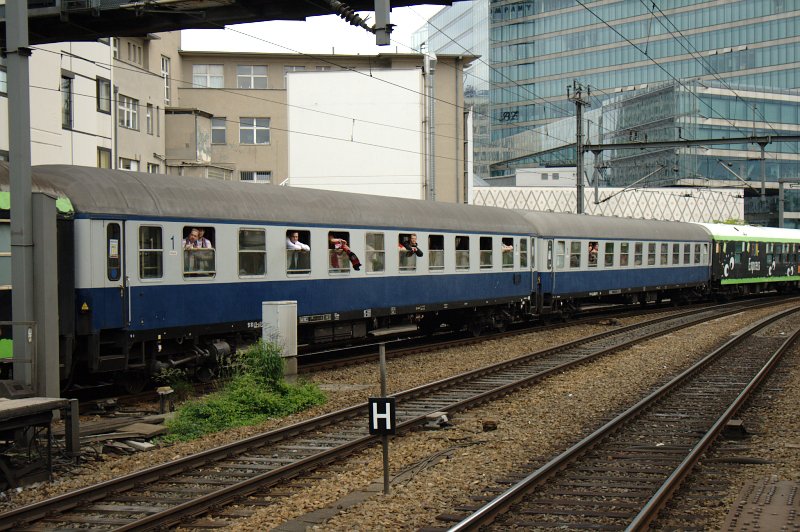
[0,298,788,530]
[448,305,800,531]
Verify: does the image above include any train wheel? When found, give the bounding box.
[469,320,483,337]
[119,371,147,394]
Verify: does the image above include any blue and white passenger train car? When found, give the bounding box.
[5,163,800,388]
[3,165,535,384]
[521,212,712,311]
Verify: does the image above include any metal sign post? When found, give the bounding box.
[368,343,394,494]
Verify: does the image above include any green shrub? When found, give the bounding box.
[162,341,326,442]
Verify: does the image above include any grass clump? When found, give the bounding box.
[163,340,326,442]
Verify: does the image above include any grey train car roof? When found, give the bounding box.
[0,164,529,234]
[518,211,711,241]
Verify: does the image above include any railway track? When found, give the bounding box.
[0,298,787,531]
[444,305,800,531]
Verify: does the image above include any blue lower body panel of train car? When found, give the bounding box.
[540,266,708,301]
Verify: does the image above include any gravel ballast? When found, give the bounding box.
[1,303,798,532]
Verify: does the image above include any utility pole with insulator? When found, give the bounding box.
[567,81,590,214]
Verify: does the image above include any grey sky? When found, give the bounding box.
[181,6,444,55]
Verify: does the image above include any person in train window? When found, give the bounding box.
[588,242,599,264]
[401,233,424,257]
[183,228,200,249]
[329,233,361,271]
[196,228,213,249]
[286,231,310,251]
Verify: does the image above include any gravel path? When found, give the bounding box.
[2,303,798,532]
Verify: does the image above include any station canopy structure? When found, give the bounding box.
[0,0,452,47]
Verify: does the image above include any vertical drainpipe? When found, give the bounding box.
[113,85,119,169]
[425,53,436,201]
[455,56,461,203]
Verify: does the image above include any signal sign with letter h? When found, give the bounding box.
[368,397,396,435]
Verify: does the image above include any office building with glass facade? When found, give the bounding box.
[417,0,799,223]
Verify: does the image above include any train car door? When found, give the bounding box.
[103,221,127,328]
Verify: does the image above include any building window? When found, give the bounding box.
[211,117,226,144]
[139,226,163,279]
[192,64,224,88]
[111,38,119,59]
[239,228,266,276]
[161,55,171,104]
[118,95,139,130]
[146,104,154,135]
[237,65,267,89]
[96,77,111,113]
[61,76,73,129]
[316,66,332,71]
[239,117,270,145]
[97,148,112,168]
[283,65,305,87]
[147,163,160,174]
[240,170,271,183]
[119,157,139,171]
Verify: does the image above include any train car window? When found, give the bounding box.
[182,226,215,278]
[672,243,680,265]
[502,237,514,269]
[455,236,470,270]
[107,223,121,281]
[366,232,385,273]
[694,243,701,264]
[530,238,536,268]
[588,241,598,268]
[604,242,614,267]
[398,233,417,272]
[620,242,629,267]
[519,238,528,268]
[286,230,311,274]
[138,226,163,279]
[238,229,266,277]
[479,237,493,269]
[569,241,581,268]
[634,242,643,266]
[647,243,656,266]
[328,231,352,274]
[703,243,709,264]
[660,243,668,265]
[429,235,444,272]
[684,243,691,264]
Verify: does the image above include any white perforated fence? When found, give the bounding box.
[472,186,744,223]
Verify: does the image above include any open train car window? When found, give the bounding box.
[138,226,163,279]
[429,235,444,271]
[673,243,680,265]
[456,236,470,270]
[329,231,351,274]
[519,238,528,269]
[239,228,266,276]
[694,243,702,264]
[286,230,311,274]
[398,233,417,272]
[107,223,121,281]
[366,232,385,273]
[182,226,215,278]
[588,241,598,268]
